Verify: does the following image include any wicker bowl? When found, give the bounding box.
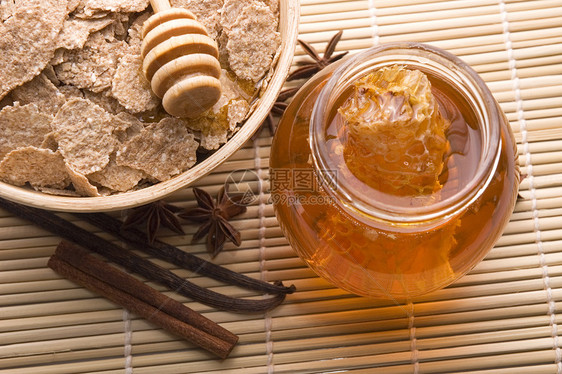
[0,1,300,212]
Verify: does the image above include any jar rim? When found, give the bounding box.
[309,42,502,225]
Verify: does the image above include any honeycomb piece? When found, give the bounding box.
[338,65,450,196]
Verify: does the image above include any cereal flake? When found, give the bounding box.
[0,0,69,100]
[126,12,151,53]
[116,117,198,181]
[55,15,116,50]
[222,0,280,82]
[53,33,128,93]
[88,156,146,192]
[0,146,70,189]
[79,0,149,16]
[66,164,100,197]
[171,0,224,39]
[0,103,53,159]
[10,73,66,116]
[111,53,160,113]
[52,98,121,175]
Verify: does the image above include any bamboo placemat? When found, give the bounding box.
[2,0,562,373]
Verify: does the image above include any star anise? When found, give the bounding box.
[287,30,348,81]
[122,200,185,244]
[253,86,300,139]
[179,185,248,258]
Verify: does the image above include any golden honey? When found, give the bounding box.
[270,43,520,300]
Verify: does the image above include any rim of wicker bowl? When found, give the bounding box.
[0,1,300,212]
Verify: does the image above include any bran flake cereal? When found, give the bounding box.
[0,0,69,100]
[53,32,128,93]
[0,0,281,196]
[227,99,250,131]
[10,74,66,116]
[222,0,280,82]
[111,53,160,113]
[55,14,116,50]
[0,103,53,159]
[52,98,122,175]
[0,0,15,22]
[171,0,223,39]
[0,146,70,189]
[88,157,146,192]
[66,164,100,196]
[126,12,151,53]
[116,118,198,181]
[83,90,126,115]
[185,71,249,150]
[80,0,149,16]
[58,85,85,100]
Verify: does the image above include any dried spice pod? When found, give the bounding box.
[287,30,348,81]
[122,200,184,244]
[141,0,222,118]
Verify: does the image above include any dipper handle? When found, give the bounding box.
[150,0,171,14]
[142,1,222,118]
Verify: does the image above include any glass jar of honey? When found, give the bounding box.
[270,43,520,300]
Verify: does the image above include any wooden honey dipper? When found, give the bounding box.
[141,0,222,118]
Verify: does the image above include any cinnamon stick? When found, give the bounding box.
[54,240,238,346]
[48,241,237,359]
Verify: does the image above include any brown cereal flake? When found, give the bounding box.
[186,72,249,150]
[67,0,81,13]
[88,156,146,192]
[186,113,229,151]
[66,164,100,197]
[0,146,70,189]
[10,73,66,116]
[83,89,127,115]
[113,112,146,142]
[41,132,59,152]
[73,7,110,20]
[171,0,224,39]
[261,0,279,18]
[116,117,198,181]
[0,103,53,159]
[217,30,230,68]
[223,0,280,82]
[53,32,128,93]
[212,70,249,109]
[80,0,149,16]
[111,53,160,113]
[58,85,85,100]
[52,98,121,175]
[227,99,250,131]
[220,0,245,31]
[126,12,151,53]
[35,186,82,197]
[98,13,130,42]
[0,0,70,100]
[55,15,116,50]
[0,0,15,22]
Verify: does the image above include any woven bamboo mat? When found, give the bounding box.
[2,0,562,373]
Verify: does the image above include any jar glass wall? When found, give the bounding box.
[270,43,520,300]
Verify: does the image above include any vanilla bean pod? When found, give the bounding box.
[79,212,295,295]
[0,198,286,313]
